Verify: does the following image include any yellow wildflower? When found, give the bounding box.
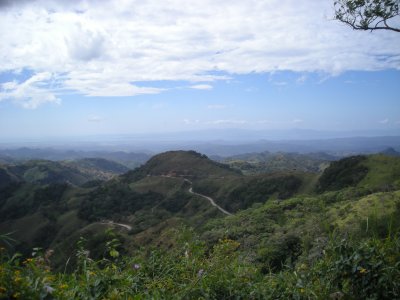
[300,288,305,293]
[23,258,33,264]
[359,268,368,274]
[59,284,68,289]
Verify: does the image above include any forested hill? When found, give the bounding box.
[122,150,241,182]
[0,158,129,185]
[0,151,400,298]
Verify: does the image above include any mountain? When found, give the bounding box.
[0,151,400,285]
[2,134,400,158]
[189,136,400,156]
[64,158,130,180]
[217,151,335,174]
[381,147,400,157]
[120,150,314,212]
[0,150,309,263]
[0,157,131,186]
[0,148,151,169]
[316,154,400,192]
[123,150,240,180]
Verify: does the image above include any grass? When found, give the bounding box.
[2,152,400,296]
[1,225,399,299]
[130,176,184,196]
[358,154,400,190]
[327,190,400,233]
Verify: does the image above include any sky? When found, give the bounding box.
[0,0,399,141]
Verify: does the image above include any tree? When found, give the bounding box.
[334,0,400,32]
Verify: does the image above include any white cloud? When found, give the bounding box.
[256,120,272,124]
[0,0,399,107]
[296,74,307,84]
[183,119,200,125]
[87,115,103,122]
[379,118,389,124]
[245,87,258,92]
[190,84,213,90]
[272,81,288,86]
[0,72,61,109]
[207,119,248,125]
[207,104,227,110]
[152,102,166,110]
[292,119,304,124]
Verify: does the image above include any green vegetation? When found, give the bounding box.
[316,155,368,192]
[123,150,239,180]
[221,151,332,175]
[1,227,399,299]
[1,158,130,187]
[1,151,400,298]
[194,174,304,211]
[78,182,164,221]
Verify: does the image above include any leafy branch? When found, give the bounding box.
[334,0,400,32]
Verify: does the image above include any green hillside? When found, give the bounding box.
[123,150,240,181]
[316,154,400,193]
[1,152,400,299]
[221,151,333,175]
[6,160,93,186]
[193,172,311,212]
[0,158,130,187]
[64,158,130,181]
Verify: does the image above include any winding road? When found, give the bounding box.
[98,175,232,232]
[100,220,132,230]
[183,179,233,216]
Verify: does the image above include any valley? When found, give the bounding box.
[1,149,400,298]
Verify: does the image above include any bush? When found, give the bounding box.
[317,156,368,192]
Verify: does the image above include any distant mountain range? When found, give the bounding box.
[1,149,400,278]
[1,135,399,159]
[0,148,151,169]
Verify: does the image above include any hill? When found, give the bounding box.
[128,150,239,178]
[0,151,240,262]
[0,148,151,169]
[1,152,400,299]
[0,158,130,186]
[218,151,334,175]
[316,154,400,192]
[380,147,400,157]
[1,151,400,284]
[4,160,91,186]
[64,158,130,181]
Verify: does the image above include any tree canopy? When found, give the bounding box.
[334,0,400,32]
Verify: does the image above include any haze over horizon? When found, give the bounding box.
[0,0,399,141]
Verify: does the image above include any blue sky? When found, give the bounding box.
[0,0,399,140]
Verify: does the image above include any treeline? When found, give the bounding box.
[78,183,164,221]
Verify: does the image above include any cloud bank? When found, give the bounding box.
[0,0,399,108]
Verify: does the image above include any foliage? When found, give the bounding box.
[122,150,240,182]
[2,152,400,299]
[334,0,400,32]
[0,183,69,221]
[223,151,331,175]
[194,174,303,212]
[78,182,164,221]
[225,175,303,211]
[317,155,368,192]
[1,227,400,299]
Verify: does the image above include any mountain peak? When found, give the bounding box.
[123,150,240,182]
